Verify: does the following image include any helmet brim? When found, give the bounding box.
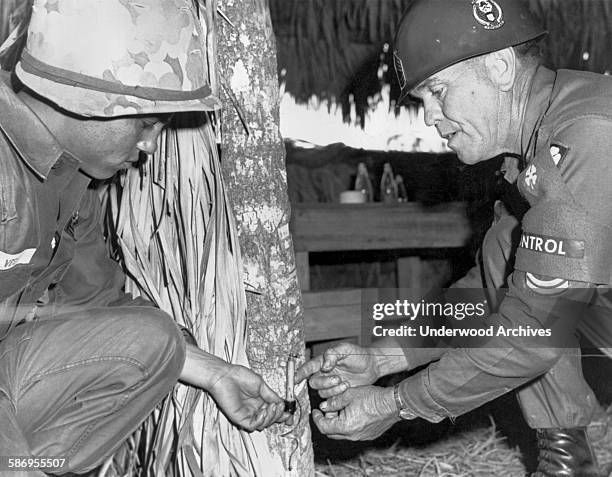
[16,64,221,117]
[396,30,547,107]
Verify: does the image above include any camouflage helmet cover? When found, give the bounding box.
[15,0,220,117]
[393,0,547,104]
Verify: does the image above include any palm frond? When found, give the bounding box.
[103,2,284,475]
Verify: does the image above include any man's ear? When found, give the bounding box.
[483,47,516,92]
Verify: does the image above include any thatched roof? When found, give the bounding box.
[270,0,612,125]
[270,0,408,126]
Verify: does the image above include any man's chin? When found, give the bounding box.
[454,149,487,165]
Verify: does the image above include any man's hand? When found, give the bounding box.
[295,342,380,398]
[208,364,289,431]
[313,385,400,441]
[180,344,288,431]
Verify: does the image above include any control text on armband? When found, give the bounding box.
[519,232,584,259]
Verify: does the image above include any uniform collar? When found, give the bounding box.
[520,65,557,158]
[0,71,79,180]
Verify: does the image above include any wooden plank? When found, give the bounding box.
[295,251,310,291]
[302,288,363,307]
[397,256,424,302]
[290,202,471,252]
[302,289,364,342]
[302,289,380,343]
[303,304,361,342]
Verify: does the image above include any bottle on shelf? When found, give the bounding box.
[354,162,374,202]
[380,163,398,203]
[396,174,408,202]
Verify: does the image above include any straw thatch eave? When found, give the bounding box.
[270,0,612,126]
[270,0,409,127]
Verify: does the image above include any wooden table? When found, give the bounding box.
[290,202,471,343]
[290,201,471,290]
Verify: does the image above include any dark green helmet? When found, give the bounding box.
[393,0,547,104]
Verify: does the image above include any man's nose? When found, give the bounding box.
[137,122,166,155]
[423,98,443,127]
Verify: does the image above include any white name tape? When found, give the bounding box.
[0,248,36,271]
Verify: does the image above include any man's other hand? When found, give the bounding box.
[313,385,399,441]
[296,342,380,398]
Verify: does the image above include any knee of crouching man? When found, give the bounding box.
[526,346,564,375]
[120,307,186,377]
[147,309,186,375]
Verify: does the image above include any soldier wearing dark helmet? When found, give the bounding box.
[297,1,612,476]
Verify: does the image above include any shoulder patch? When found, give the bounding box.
[550,143,569,167]
[524,164,538,190]
[525,272,569,295]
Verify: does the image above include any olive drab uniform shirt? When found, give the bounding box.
[0,72,132,341]
[401,66,612,423]
[516,68,612,287]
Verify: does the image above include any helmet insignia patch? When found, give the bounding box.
[472,0,505,30]
[393,51,407,91]
[549,143,568,167]
[524,164,537,189]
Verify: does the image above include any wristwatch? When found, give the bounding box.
[393,383,417,420]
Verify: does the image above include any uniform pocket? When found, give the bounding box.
[0,188,17,224]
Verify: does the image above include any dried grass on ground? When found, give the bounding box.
[315,419,612,477]
[315,423,525,477]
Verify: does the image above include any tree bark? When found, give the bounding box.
[216,0,314,475]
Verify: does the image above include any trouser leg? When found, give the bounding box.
[0,306,185,475]
[517,349,597,429]
[516,350,602,475]
[578,288,612,358]
[515,287,612,430]
[0,393,46,477]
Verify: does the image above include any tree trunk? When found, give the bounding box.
[216,0,314,475]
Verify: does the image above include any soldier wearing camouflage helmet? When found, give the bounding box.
[0,0,288,472]
[297,1,612,476]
